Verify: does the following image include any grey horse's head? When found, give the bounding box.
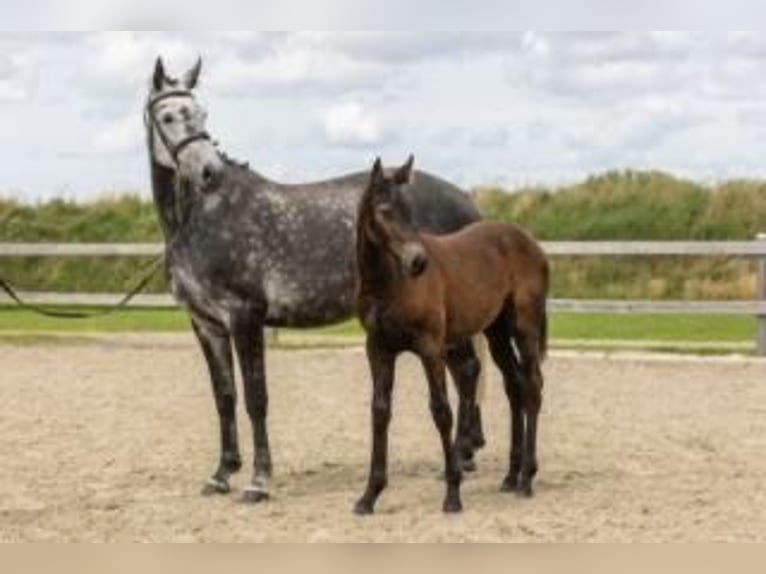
[145,57,224,193]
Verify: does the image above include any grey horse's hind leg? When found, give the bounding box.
[231,305,273,504]
[193,320,242,496]
[446,338,485,472]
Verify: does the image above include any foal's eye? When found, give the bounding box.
[162,113,174,124]
[376,204,394,219]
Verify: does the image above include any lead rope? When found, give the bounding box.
[0,255,165,319]
[0,91,211,320]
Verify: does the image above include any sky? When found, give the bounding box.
[3,31,766,201]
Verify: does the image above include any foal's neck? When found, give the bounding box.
[356,233,407,301]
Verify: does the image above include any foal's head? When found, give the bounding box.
[359,156,429,277]
[145,57,224,192]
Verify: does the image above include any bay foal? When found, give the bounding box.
[354,157,549,514]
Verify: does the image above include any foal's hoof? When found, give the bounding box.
[460,458,478,473]
[241,488,270,505]
[201,477,231,496]
[517,482,535,498]
[500,475,519,493]
[443,497,463,514]
[353,499,375,516]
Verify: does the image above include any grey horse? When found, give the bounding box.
[144,57,485,503]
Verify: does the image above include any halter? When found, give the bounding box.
[146,89,217,232]
[145,90,212,167]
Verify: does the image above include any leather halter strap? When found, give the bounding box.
[147,89,195,109]
[146,90,211,165]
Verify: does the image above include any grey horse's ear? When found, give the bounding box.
[393,154,415,185]
[183,57,202,90]
[153,56,167,91]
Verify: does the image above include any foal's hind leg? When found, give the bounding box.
[484,313,525,493]
[446,338,484,472]
[514,306,545,498]
[231,305,273,504]
[193,321,242,496]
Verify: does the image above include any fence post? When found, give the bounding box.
[758,233,766,357]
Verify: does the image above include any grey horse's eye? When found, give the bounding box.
[162,113,174,124]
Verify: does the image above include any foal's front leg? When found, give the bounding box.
[232,306,273,504]
[355,340,396,515]
[421,350,463,513]
[193,321,241,496]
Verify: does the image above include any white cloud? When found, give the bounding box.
[0,79,27,102]
[321,101,386,148]
[518,32,698,101]
[6,31,766,201]
[84,32,196,93]
[0,40,40,102]
[210,33,383,96]
[92,112,145,155]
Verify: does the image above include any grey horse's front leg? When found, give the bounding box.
[192,320,242,496]
[231,305,273,504]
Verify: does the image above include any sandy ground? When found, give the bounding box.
[1,335,765,542]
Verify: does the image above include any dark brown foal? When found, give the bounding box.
[354,156,549,515]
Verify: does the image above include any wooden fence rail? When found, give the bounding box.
[2,241,766,258]
[1,239,765,354]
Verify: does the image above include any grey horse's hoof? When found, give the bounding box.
[201,477,231,496]
[241,486,270,504]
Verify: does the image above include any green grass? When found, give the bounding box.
[0,307,191,333]
[4,171,766,301]
[0,307,756,348]
[550,312,756,343]
[295,313,757,344]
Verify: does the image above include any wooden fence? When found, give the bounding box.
[1,239,765,354]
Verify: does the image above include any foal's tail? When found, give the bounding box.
[539,303,549,362]
[538,259,550,361]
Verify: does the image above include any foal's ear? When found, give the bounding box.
[183,57,203,90]
[153,56,167,92]
[371,157,384,186]
[393,154,415,185]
